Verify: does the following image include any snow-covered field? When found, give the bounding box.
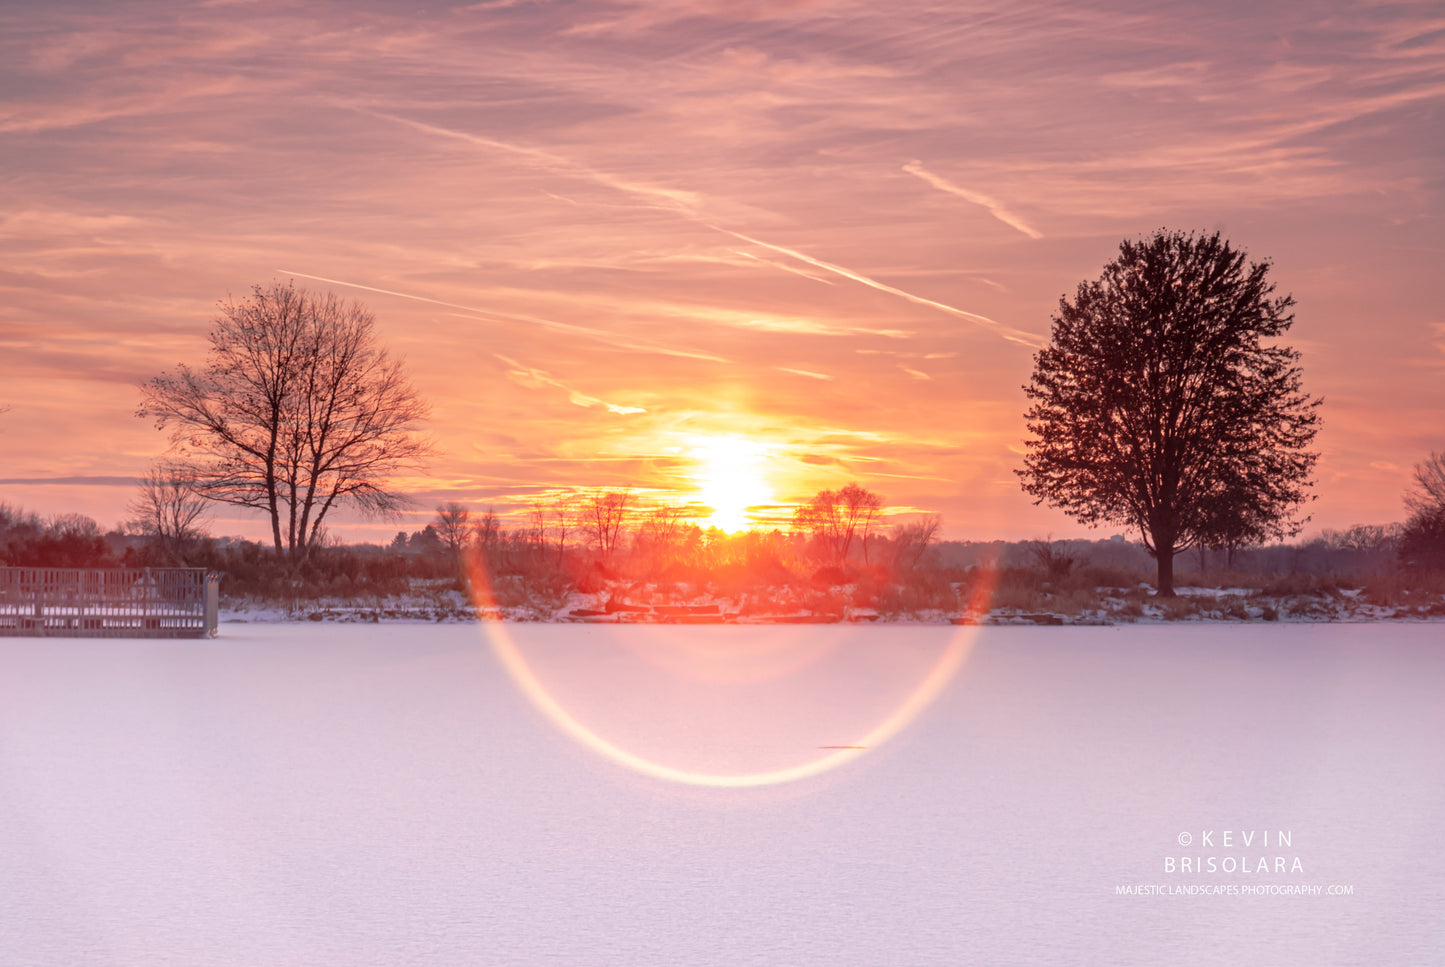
[1,623,1441,965]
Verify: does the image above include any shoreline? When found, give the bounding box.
[221,594,1445,627]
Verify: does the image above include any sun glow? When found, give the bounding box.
[691,435,774,532]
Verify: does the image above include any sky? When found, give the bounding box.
[0,0,1441,543]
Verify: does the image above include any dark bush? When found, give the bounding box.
[1400,507,1445,574]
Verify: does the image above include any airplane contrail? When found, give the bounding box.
[360,108,701,214]
[903,161,1044,241]
[354,108,1045,349]
[713,230,1046,349]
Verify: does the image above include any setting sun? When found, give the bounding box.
[690,435,775,532]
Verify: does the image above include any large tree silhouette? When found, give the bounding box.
[1017,230,1321,596]
[140,281,430,561]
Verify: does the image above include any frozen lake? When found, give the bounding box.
[1,622,1442,965]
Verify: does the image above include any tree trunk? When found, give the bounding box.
[266,466,284,556]
[1156,546,1176,597]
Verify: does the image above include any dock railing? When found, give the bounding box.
[0,567,219,638]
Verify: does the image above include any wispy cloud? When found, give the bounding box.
[278,270,728,362]
[0,75,248,134]
[777,366,833,380]
[562,0,844,37]
[0,475,142,487]
[495,354,646,414]
[734,314,911,339]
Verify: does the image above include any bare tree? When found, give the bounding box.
[891,514,941,571]
[792,491,843,563]
[139,281,430,562]
[1027,536,1076,582]
[583,488,632,563]
[473,509,502,554]
[636,503,690,571]
[128,462,211,562]
[0,503,42,539]
[842,483,884,564]
[1401,450,1445,572]
[791,483,884,564]
[1405,451,1445,516]
[527,500,550,554]
[433,502,471,555]
[462,508,500,574]
[549,494,574,564]
[47,513,103,540]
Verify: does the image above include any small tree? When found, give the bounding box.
[636,503,690,572]
[890,514,941,571]
[139,281,430,562]
[473,509,502,553]
[792,483,884,565]
[1027,537,1076,583]
[409,524,442,556]
[433,502,472,555]
[1400,509,1445,573]
[5,513,113,568]
[583,489,632,563]
[1405,451,1445,517]
[526,500,550,556]
[842,482,884,564]
[548,494,574,564]
[1018,230,1321,595]
[128,462,211,563]
[1400,451,1445,573]
[0,502,42,544]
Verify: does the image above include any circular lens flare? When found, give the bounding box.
[488,624,972,787]
[464,547,993,789]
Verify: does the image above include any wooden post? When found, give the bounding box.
[204,572,219,638]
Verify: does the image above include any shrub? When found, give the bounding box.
[872,570,957,616]
[1256,572,1342,597]
[986,584,1052,613]
[1061,563,1147,591]
[1159,596,1201,621]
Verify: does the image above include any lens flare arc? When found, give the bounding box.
[488,626,972,788]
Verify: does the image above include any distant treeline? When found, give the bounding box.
[933,524,1409,578]
[2,498,1440,612]
[0,502,452,600]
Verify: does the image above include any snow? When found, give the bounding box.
[217,583,1445,626]
[1,623,1442,965]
